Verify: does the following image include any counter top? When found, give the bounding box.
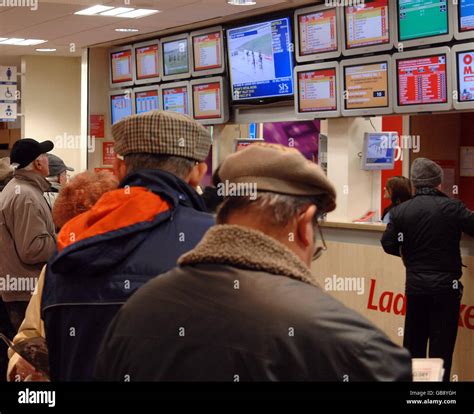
[321,221,387,232]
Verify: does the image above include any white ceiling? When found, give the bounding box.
[0,0,317,57]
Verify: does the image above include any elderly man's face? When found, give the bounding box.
[36,154,49,177]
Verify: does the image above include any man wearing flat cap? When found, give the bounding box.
[95,143,412,381]
[42,111,214,381]
[0,138,55,332]
[382,158,474,382]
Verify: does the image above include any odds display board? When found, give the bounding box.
[191,27,225,76]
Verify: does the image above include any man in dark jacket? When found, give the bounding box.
[381,157,474,382]
[95,143,412,382]
[41,111,214,381]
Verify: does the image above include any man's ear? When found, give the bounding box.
[186,162,208,188]
[296,204,317,247]
[113,156,127,181]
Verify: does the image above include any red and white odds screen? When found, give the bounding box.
[397,54,447,106]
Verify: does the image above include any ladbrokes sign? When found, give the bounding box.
[367,278,474,330]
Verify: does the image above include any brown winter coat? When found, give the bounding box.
[0,169,55,302]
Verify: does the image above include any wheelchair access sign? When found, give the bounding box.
[0,84,17,102]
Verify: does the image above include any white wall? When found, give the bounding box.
[22,55,82,172]
[327,116,382,222]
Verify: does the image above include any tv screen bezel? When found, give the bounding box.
[452,42,474,110]
[395,0,453,48]
[190,26,226,77]
[341,54,393,117]
[109,45,135,89]
[341,0,395,57]
[294,61,341,119]
[159,80,193,116]
[160,33,192,82]
[133,39,161,86]
[226,14,295,105]
[109,89,134,126]
[133,85,160,115]
[453,0,474,40]
[393,46,453,114]
[190,76,229,125]
[294,4,342,63]
[361,131,398,171]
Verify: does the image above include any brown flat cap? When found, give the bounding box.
[112,110,211,162]
[219,143,337,213]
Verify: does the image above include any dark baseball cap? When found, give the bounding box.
[47,154,74,177]
[10,138,54,169]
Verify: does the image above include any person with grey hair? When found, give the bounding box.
[382,157,474,382]
[0,138,56,332]
[94,143,412,382]
[43,153,74,210]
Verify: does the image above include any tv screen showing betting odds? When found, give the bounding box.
[344,0,390,49]
[111,93,132,124]
[135,44,160,81]
[298,8,338,56]
[111,49,133,84]
[162,85,189,114]
[297,68,337,113]
[344,62,389,109]
[192,31,223,73]
[398,0,449,41]
[397,54,447,105]
[192,81,222,120]
[135,89,159,114]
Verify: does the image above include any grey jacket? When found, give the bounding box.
[95,224,412,381]
[0,169,55,302]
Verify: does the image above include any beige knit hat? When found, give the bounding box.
[219,143,337,213]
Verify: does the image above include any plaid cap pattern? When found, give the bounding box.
[112,110,211,161]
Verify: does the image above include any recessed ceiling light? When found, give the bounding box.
[100,7,134,17]
[0,38,25,45]
[74,5,159,18]
[16,39,47,46]
[116,9,159,18]
[115,28,140,32]
[0,38,47,46]
[36,48,57,52]
[227,0,256,5]
[75,5,114,15]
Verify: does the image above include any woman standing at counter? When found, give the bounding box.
[381,176,412,224]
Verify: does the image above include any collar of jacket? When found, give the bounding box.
[120,168,207,212]
[13,169,51,192]
[179,224,317,286]
[415,187,448,198]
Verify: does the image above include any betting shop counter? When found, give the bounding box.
[311,221,474,381]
